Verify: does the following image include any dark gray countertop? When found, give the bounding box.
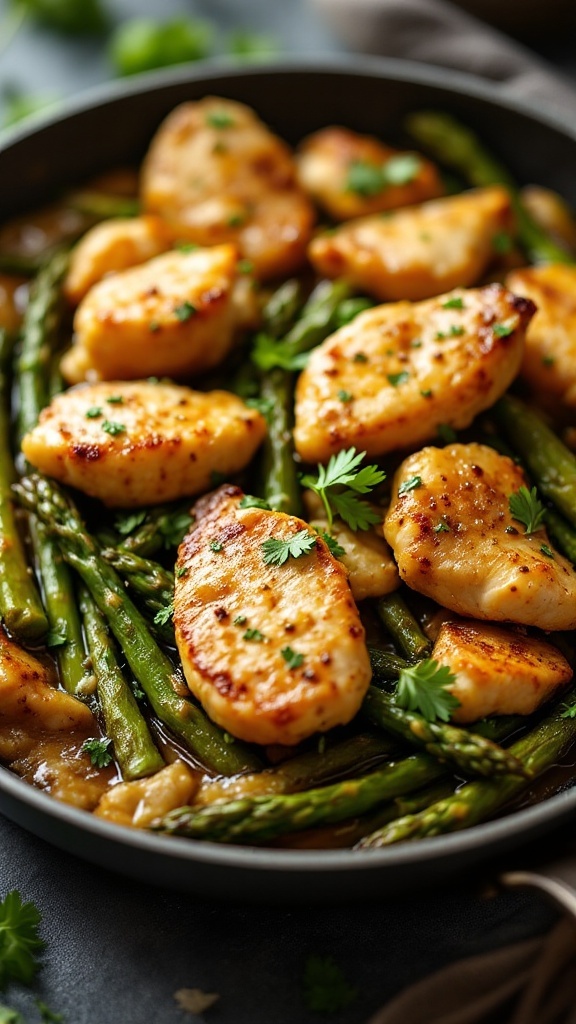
[0,1,574,1020]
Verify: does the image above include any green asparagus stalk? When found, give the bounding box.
[368,645,409,682]
[279,278,352,357]
[362,686,526,779]
[155,752,446,843]
[261,279,303,339]
[114,502,193,558]
[376,593,432,662]
[100,546,174,608]
[0,330,47,640]
[406,111,574,265]
[15,473,262,776]
[494,395,576,528]
[545,508,576,564]
[357,687,576,847]
[260,368,301,515]
[79,587,164,779]
[65,191,140,220]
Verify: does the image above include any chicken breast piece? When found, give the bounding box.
[10,737,114,810]
[294,284,532,463]
[64,215,174,306]
[95,762,199,828]
[296,126,443,221]
[506,264,576,412]
[61,245,240,384]
[22,381,266,507]
[432,619,572,723]
[308,185,514,301]
[140,96,315,280]
[174,486,372,746]
[384,443,576,630]
[0,629,95,761]
[303,490,399,600]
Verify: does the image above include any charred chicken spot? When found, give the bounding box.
[320,653,331,665]
[71,444,101,462]
[349,624,363,638]
[470,465,484,477]
[214,607,228,621]
[519,566,530,574]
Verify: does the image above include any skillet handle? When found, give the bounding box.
[500,840,576,921]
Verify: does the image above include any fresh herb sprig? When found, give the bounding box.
[251,332,309,372]
[81,737,114,768]
[0,891,45,989]
[300,447,385,532]
[261,531,316,567]
[508,485,547,535]
[395,659,460,723]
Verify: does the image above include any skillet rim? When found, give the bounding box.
[2,55,576,885]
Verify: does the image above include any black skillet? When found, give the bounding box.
[2,58,576,903]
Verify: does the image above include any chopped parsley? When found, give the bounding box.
[493,321,515,338]
[508,485,546,535]
[206,111,235,128]
[243,628,265,642]
[114,510,147,536]
[353,352,368,363]
[433,521,450,533]
[159,511,193,548]
[209,540,223,553]
[239,495,272,511]
[398,475,422,496]
[420,388,433,398]
[346,153,422,197]
[81,737,114,768]
[233,615,247,626]
[176,566,189,579]
[540,543,555,559]
[105,394,124,405]
[387,371,410,387]
[303,955,357,1014]
[561,701,576,719]
[437,424,457,443]
[281,647,304,670]
[101,420,126,437]
[300,447,385,533]
[261,531,317,566]
[395,659,460,723]
[317,530,346,559]
[227,212,246,228]
[148,321,160,333]
[153,601,174,626]
[174,301,197,322]
[442,296,464,310]
[251,332,309,372]
[85,406,102,419]
[337,389,353,403]
[0,891,45,989]
[449,324,464,337]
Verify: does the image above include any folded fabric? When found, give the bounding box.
[367,919,576,1024]
[310,0,576,116]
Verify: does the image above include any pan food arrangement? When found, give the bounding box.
[3,73,576,864]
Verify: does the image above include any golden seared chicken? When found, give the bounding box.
[384,443,576,630]
[303,490,399,600]
[21,381,266,507]
[140,96,315,280]
[294,284,532,463]
[506,264,576,412]
[61,245,243,384]
[95,762,198,828]
[63,215,173,305]
[432,619,572,723]
[0,273,25,333]
[173,486,372,746]
[308,185,514,301]
[296,126,443,221]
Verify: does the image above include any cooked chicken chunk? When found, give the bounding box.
[308,185,513,301]
[296,126,443,221]
[141,97,315,280]
[95,762,199,828]
[432,619,572,723]
[22,381,266,507]
[506,264,576,412]
[384,443,576,630]
[303,490,399,600]
[61,245,242,384]
[0,273,26,333]
[173,486,372,746]
[64,215,173,306]
[294,285,532,463]
[0,629,97,770]
[11,737,113,810]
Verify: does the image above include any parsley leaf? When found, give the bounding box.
[0,1006,23,1023]
[81,737,114,768]
[109,16,212,77]
[36,1000,64,1023]
[238,495,272,511]
[105,394,124,405]
[0,891,44,989]
[101,420,126,437]
[174,301,197,322]
[317,530,346,559]
[561,701,576,719]
[261,531,317,566]
[251,332,309,372]
[395,659,460,723]
[493,321,515,338]
[337,389,353,403]
[159,511,193,549]
[281,647,304,670]
[303,955,357,1014]
[209,540,223,553]
[114,510,147,537]
[85,406,102,419]
[206,111,235,128]
[387,371,410,387]
[508,486,546,535]
[300,447,385,533]
[540,543,555,559]
[243,628,266,642]
[442,296,464,310]
[398,475,422,496]
[154,601,174,626]
[346,153,422,197]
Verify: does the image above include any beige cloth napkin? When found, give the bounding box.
[311,0,576,119]
[368,919,576,1024]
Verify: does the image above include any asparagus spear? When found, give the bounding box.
[15,473,262,775]
[155,752,446,843]
[494,395,576,529]
[260,367,301,515]
[261,279,303,340]
[79,587,164,779]
[114,502,193,558]
[406,111,574,265]
[368,645,409,682]
[65,191,140,220]
[545,507,576,565]
[0,330,47,640]
[357,688,576,847]
[376,593,432,662]
[100,546,175,634]
[362,686,526,778]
